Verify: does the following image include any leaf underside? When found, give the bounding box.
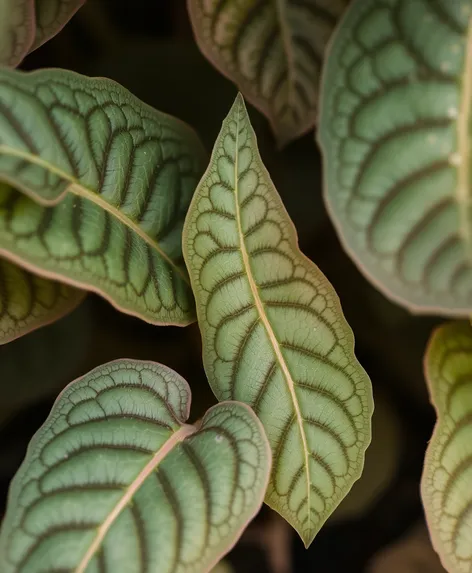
[0,68,207,325]
[0,256,84,344]
[0,0,84,67]
[183,93,372,546]
[0,360,271,573]
[422,321,472,573]
[319,0,472,315]
[188,0,349,146]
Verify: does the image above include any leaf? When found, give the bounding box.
[0,359,271,573]
[0,0,84,68]
[318,0,472,316]
[30,0,85,52]
[421,321,472,573]
[0,256,84,344]
[0,67,207,325]
[183,93,372,546]
[188,0,349,146]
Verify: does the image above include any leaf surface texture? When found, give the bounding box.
[422,321,472,573]
[0,69,207,325]
[184,93,372,546]
[0,359,271,573]
[319,0,472,315]
[188,0,349,145]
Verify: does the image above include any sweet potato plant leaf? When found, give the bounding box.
[30,0,85,52]
[0,0,84,68]
[0,256,84,344]
[0,68,207,325]
[188,0,349,146]
[421,321,472,573]
[319,0,472,316]
[0,0,35,67]
[183,94,373,547]
[0,360,271,573]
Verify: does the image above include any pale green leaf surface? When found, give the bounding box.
[0,256,84,344]
[421,321,472,573]
[0,359,271,573]
[0,68,207,325]
[183,94,372,546]
[0,0,84,67]
[188,0,349,146]
[319,0,472,315]
[30,0,85,52]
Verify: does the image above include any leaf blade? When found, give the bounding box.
[0,359,271,573]
[422,321,472,573]
[0,257,84,344]
[30,0,85,52]
[318,0,472,315]
[183,93,372,546]
[0,68,207,325]
[188,0,349,146]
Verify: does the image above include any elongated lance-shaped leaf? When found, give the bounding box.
[183,93,373,547]
[30,0,85,52]
[188,0,349,147]
[0,68,207,325]
[0,359,271,573]
[0,256,84,344]
[318,0,472,316]
[0,0,84,67]
[422,321,472,573]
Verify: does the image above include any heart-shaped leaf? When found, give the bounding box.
[0,359,271,573]
[0,0,84,67]
[318,0,472,316]
[422,321,472,573]
[0,68,207,325]
[188,0,349,146]
[0,256,84,344]
[183,93,372,547]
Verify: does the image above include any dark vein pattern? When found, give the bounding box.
[0,257,84,344]
[319,0,472,315]
[183,94,372,546]
[0,360,271,573]
[422,321,472,573]
[0,68,207,324]
[0,0,35,67]
[188,0,349,145]
[31,0,85,52]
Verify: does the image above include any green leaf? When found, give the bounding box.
[318,0,472,316]
[0,359,271,573]
[188,0,349,146]
[183,93,372,547]
[30,0,85,52]
[421,321,472,573]
[0,67,207,325]
[0,0,84,67]
[0,256,84,344]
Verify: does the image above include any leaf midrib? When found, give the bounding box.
[232,102,311,537]
[0,145,190,284]
[75,423,196,573]
[275,0,296,113]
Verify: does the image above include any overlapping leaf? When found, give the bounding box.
[422,321,472,573]
[318,0,472,315]
[0,68,207,325]
[0,256,84,344]
[183,94,372,546]
[0,0,84,67]
[0,359,271,573]
[188,0,349,146]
